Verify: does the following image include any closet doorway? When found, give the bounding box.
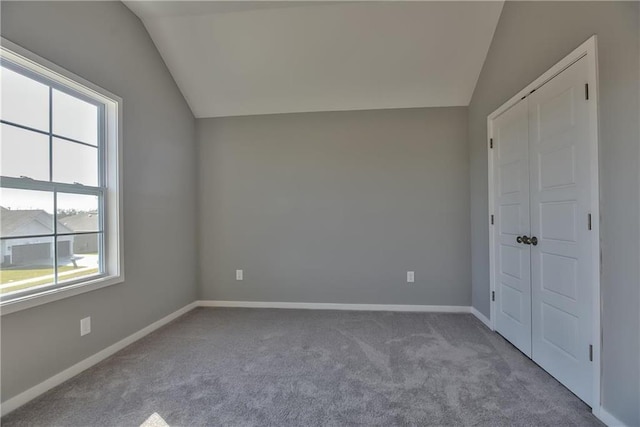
[488,36,600,407]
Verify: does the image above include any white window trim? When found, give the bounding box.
[0,38,123,315]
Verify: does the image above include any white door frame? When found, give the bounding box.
[487,35,601,413]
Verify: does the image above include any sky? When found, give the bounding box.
[0,65,99,213]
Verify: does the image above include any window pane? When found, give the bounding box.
[53,89,98,146]
[1,236,55,295]
[57,233,100,284]
[0,188,54,238]
[1,65,49,131]
[1,124,50,180]
[52,138,98,186]
[57,193,100,233]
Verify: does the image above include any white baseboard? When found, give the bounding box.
[471,307,492,330]
[595,406,629,427]
[1,301,198,417]
[198,300,472,313]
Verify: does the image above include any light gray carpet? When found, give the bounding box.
[3,308,602,426]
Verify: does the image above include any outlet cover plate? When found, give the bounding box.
[80,317,91,336]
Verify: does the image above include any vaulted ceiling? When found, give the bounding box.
[126,1,504,118]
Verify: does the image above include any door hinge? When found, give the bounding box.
[589,344,593,362]
[491,291,495,302]
[490,214,494,225]
[585,83,589,100]
[489,138,493,149]
[588,213,592,230]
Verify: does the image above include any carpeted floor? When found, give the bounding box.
[3,308,602,426]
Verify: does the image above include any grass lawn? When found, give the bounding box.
[0,266,100,294]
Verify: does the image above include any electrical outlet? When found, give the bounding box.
[80,317,91,336]
[236,269,243,281]
[407,271,415,283]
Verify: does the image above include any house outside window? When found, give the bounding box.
[0,40,123,313]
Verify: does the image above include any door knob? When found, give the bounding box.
[530,236,538,246]
[521,235,531,245]
[516,236,523,244]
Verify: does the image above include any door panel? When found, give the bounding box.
[529,56,593,405]
[492,98,532,357]
[539,201,577,242]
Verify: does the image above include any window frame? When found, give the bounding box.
[0,38,123,315]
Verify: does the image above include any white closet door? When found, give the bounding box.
[528,56,594,405]
[492,98,532,357]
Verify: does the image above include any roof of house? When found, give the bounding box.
[1,207,73,237]
[1,207,48,236]
[60,212,99,232]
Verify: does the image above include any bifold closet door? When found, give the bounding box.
[528,56,594,405]
[492,98,532,357]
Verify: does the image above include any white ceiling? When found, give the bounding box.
[126,1,504,118]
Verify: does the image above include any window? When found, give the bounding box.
[0,40,122,313]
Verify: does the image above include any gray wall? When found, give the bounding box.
[197,108,470,306]
[468,2,640,424]
[1,1,198,402]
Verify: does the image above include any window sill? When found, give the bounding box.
[0,274,124,316]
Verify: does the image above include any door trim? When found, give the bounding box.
[487,35,601,412]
